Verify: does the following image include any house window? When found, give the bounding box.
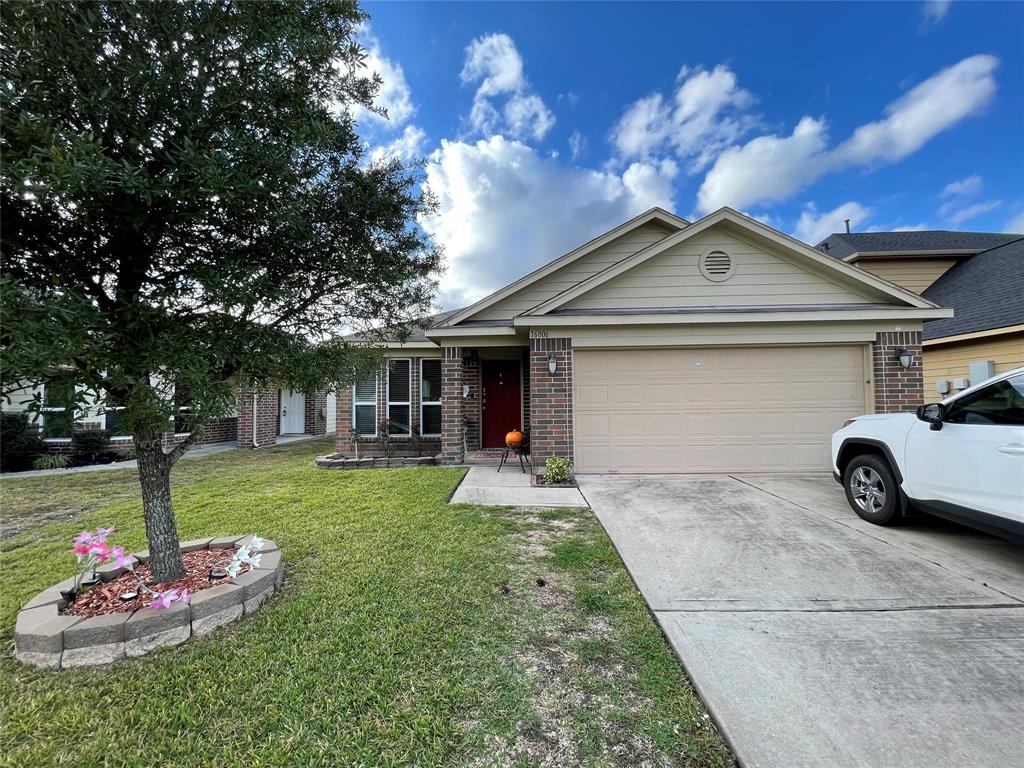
[420,359,442,437]
[353,373,377,437]
[173,382,192,433]
[387,358,411,436]
[41,382,75,438]
[105,391,129,436]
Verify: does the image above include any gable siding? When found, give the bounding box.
[472,221,674,321]
[854,258,958,295]
[562,228,879,310]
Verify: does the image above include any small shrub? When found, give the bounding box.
[33,453,71,470]
[0,412,46,472]
[72,429,111,463]
[542,456,573,485]
[120,447,138,461]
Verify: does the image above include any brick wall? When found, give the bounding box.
[441,347,465,463]
[237,388,279,447]
[521,348,531,433]
[335,386,354,453]
[304,391,327,435]
[872,331,924,413]
[529,337,573,471]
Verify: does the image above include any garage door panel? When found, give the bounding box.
[573,346,865,473]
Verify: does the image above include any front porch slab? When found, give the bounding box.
[449,465,588,508]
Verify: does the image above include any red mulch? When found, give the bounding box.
[62,548,253,619]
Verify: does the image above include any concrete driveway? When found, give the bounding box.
[579,473,1024,768]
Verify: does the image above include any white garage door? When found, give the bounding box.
[573,346,866,473]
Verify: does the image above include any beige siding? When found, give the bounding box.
[923,332,1024,397]
[473,221,674,321]
[854,258,958,294]
[573,345,866,473]
[563,229,878,310]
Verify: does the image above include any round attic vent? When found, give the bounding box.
[699,250,734,282]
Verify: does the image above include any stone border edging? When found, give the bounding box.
[14,535,283,670]
[315,454,437,470]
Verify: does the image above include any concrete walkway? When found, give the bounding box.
[450,465,588,508]
[581,473,1024,768]
[0,441,241,479]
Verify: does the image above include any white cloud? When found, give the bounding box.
[936,173,1000,224]
[697,55,998,213]
[922,0,951,25]
[793,202,873,244]
[368,125,427,164]
[611,65,755,172]
[460,33,555,141]
[941,175,982,199]
[1004,211,1024,234]
[420,136,677,308]
[352,34,415,128]
[568,130,587,161]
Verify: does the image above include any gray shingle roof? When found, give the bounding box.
[817,231,1020,259]
[921,237,1024,340]
[345,308,462,343]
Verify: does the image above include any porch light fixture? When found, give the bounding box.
[547,354,558,376]
[895,348,914,368]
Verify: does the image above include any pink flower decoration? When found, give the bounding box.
[73,530,93,546]
[73,544,92,556]
[150,589,178,609]
[93,526,115,542]
[111,547,134,569]
[88,541,112,562]
[179,589,191,605]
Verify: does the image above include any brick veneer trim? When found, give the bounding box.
[529,337,573,471]
[873,331,924,413]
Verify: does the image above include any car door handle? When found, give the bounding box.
[998,443,1024,456]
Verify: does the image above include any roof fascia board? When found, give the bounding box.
[424,325,517,338]
[844,249,979,262]
[922,323,1024,347]
[525,208,938,315]
[513,307,953,327]
[440,208,688,327]
[347,340,441,350]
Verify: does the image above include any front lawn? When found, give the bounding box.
[0,440,731,767]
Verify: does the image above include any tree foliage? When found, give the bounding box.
[0,0,441,580]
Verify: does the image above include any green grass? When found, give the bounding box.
[0,440,731,767]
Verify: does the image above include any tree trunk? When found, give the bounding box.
[134,426,185,583]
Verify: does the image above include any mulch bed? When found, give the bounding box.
[63,548,253,619]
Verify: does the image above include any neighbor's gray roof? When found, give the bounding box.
[921,237,1024,341]
[816,231,1020,259]
[345,308,462,343]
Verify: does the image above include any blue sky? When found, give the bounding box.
[358,1,1024,309]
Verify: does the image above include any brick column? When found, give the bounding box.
[304,390,327,435]
[872,331,923,413]
[237,388,279,448]
[529,337,573,471]
[441,347,465,464]
[463,355,481,452]
[335,385,353,453]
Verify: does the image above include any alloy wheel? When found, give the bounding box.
[850,466,886,515]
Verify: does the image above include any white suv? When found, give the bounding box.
[831,366,1024,543]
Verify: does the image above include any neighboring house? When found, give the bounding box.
[3,381,337,453]
[817,231,1024,400]
[340,207,950,473]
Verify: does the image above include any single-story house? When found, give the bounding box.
[817,230,1023,399]
[338,207,952,473]
[3,381,336,454]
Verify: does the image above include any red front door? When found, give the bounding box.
[481,359,522,448]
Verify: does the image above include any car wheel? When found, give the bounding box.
[843,455,900,525]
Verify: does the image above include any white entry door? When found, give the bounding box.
[279,389,306,434]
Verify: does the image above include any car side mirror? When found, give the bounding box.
[916,403,945,431]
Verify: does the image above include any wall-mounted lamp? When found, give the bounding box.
[895,348,914,368]
[547,354,558,376]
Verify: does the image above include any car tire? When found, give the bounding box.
[843,455,900,525]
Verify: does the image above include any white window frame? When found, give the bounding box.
[352,372,378,437]
[419,358,443,438]
[40,383,75,441]
[386,357,412,437]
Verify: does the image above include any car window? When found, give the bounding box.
[946,374,1024,426]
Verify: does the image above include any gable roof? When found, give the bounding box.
[345,308,461,345]
[523,207,940,316]
[817,231,1020,260]
[921,237,1024,341]
[440,207,689,327]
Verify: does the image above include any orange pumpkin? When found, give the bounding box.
[505,429,524,448]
